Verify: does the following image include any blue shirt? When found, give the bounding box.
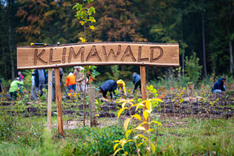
[38,69,45,83]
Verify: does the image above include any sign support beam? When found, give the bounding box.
[47,68,52,131]
[54,67,63,136]
[140,65,150,130]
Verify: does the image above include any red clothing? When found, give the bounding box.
[66,74,76,87]
[20,75,24,81]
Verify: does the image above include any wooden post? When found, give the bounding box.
[54,68,63,136]
[47,68,52,131]
[140,65,149,130]
[88,85,97,127]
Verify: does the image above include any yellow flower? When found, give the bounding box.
[89,25,96,30]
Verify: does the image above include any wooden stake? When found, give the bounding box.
[54,68,63,136]
[88,85,97,127]
[47,68,52,131]
[140,65,149,130]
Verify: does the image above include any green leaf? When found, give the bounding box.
[151,143,156,154]
[137,142,143,148]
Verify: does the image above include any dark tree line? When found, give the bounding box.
[0,0,233,80]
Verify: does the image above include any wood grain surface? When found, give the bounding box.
[17,42,179,69]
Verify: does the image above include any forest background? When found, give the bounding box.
[0,0,233,84]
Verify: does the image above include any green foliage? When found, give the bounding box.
[39,129,57,155]
[65,126,125,155]
[105,65,120,81]
[114,86,163,155]
[0,116,15,140]
[22,69,34,90]
[185,52,203,84]
[73,0,96,42]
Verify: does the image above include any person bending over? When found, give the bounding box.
[132,72,141,93]
[117,79,127,96]
[212,77,226,93]
[99,80,117,99]
[9,77,24,100]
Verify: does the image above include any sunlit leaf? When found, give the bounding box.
[113,148,122,156]
[145,100,151,111]
[150,98,163,102]
[79,37,86,43]
[151,143,156,153]
[89,25,96,30]
[125,130,132,139]
[79,21,85,25]
[117,108,126,118]
[132,114,142,121]
[137,142,143,148]
[143,111,149,120]
[151,121,162,126]
[135,125,146,131]
[124,118,131,131]
[120,139,127,148]
[114,143,119,151]
[138,134,148,140]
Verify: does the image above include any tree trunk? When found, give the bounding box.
[227,2,233,74]
[7,0,15,79]
[181,17,185,77]
[0,38,7,77]
[202,13,207,77]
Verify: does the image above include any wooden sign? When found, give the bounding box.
[17,42,179,69]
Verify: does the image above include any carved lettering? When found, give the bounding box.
[49,48,61,64]
[18,43,179,69]
[86,46,102,61]
[102,45,121,61]
[34,49,48,65]
[121,46,136,62]
[68,47,84,63]
[138,46,149,62]
[150,46,163,62]
[62,48,66,63]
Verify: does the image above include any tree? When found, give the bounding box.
[92,0,147,42]
[185,52,203,84]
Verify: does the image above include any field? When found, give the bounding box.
[0,82,233,156]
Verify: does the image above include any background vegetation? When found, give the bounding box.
[0,0,233,82]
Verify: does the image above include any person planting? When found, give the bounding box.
[99,80,117,99]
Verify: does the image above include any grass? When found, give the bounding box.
[0,76,233,155]
[0,111,233,155]
[153,116,233,155]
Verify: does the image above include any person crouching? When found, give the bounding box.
[99,80,117,99]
